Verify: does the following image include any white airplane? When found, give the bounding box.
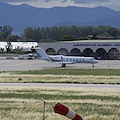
[34,47,99,67]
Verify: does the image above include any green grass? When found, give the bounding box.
[12,68,120,76]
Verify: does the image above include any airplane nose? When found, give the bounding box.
[95,60,99,63]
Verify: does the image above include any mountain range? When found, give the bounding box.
[0,2,120,35]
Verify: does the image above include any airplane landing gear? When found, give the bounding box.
[92,64,94,67]
[62,64,66,67]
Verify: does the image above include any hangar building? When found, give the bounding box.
[38,40,120,60]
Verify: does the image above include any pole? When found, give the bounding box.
[43,101,45,120]
[35,98,54,120]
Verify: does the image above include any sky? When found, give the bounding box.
[1,0,120,11]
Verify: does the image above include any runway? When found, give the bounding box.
[0,59,120,71]
[0,83,120,89]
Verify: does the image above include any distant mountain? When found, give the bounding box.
[0,2,120,35]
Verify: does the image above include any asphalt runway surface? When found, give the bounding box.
[0,83,120,89]
[0,59,120,71]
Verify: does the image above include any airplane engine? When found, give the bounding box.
[49,56,63,61]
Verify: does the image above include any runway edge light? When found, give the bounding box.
[54,102,85,120]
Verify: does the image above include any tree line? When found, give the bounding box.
[1,25,120,42]
[22,25,120,42]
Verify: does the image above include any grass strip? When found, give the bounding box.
[10,68,120,76]
[1,68,120,84]
[0,73,120,84]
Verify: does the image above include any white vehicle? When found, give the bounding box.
[27,54,34,59]
[34,47,99,67]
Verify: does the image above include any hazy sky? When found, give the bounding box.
[1,0,120,11]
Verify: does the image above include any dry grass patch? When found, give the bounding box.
[0,86,120,120]
[0,73,120,84]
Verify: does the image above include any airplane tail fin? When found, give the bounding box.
[34,47,49,60]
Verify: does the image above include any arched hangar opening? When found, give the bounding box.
[83,48,94,57]
[108,48,119,60]
[57,48,68,55]
[96,48,107,60]
[46,48,56,55]
[70,48,81,56]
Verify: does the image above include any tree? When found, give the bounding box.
[23,27,33,41]
[32,27,42,42]
[2,26,13,40]
[5,35,16,53]
[6,35,17,42]
[0,25,13,41]
[5,42,12,53]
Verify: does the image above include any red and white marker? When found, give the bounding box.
[54,103,85,120]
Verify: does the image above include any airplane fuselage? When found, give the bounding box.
[49,55,98,64]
